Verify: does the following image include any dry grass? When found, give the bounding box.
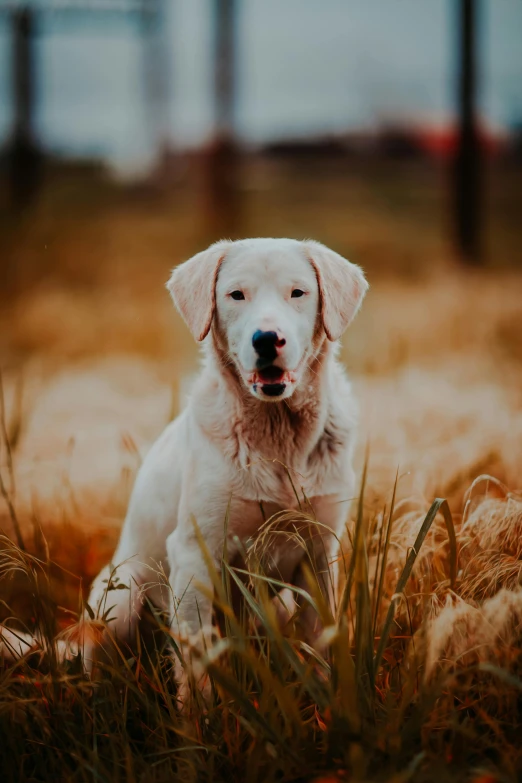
[0,160,522,781]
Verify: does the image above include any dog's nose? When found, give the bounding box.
[252,330,286,361]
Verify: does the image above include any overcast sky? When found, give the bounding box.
[0,0,521,173]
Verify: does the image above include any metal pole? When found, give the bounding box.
[454,0,481,263]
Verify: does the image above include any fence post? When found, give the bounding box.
[204,0,240,240]
[9,6,42,211]
[454,0,481,264]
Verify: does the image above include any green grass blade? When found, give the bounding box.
[373,497,457,679]
[337,450,369,621]
[372,468,399,639]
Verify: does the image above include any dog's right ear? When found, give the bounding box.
[166,242,230,342]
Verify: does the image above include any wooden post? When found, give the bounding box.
[215,0,236,140]
[454,0,481,263]
[9,6,42,211]
[140,0,170,177]
[205,0,240,240]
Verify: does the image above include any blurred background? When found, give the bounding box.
[0,0,521,579]
[1,0,522,276]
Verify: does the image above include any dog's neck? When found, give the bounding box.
[192,330,341,468]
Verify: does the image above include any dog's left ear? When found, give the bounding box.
[304,240,368,342]
[166,241,230,342]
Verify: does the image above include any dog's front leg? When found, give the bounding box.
[80,560,150,672]
[295,495,349,649]
[294,537,335,649]
[166,522,227,706]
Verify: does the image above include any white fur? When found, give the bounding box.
[86,238,368,697]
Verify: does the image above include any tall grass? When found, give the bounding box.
[1,183,522,780]
[1,469,521,783]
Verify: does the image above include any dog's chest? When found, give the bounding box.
[226,414,350,505]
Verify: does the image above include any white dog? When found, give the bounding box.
[85,239,367,693]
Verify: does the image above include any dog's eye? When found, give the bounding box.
[291,289,305,298]
[230,290,245,301]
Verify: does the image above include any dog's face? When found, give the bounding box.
[214,243,319,400]
[168,238,368,402]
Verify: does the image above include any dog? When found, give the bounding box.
[2,238,368,694]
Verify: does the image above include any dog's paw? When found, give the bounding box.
[0,626,38,662]
[174,659,212,713]
[173,626,221,712]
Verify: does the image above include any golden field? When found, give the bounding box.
[0,158,521,782]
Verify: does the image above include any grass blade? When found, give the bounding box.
[373,497,457,678]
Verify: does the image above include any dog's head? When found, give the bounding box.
[167,238,368,402]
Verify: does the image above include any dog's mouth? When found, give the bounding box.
[257,366,286,398]
[245,365,297,398]
[258,366,285,384]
